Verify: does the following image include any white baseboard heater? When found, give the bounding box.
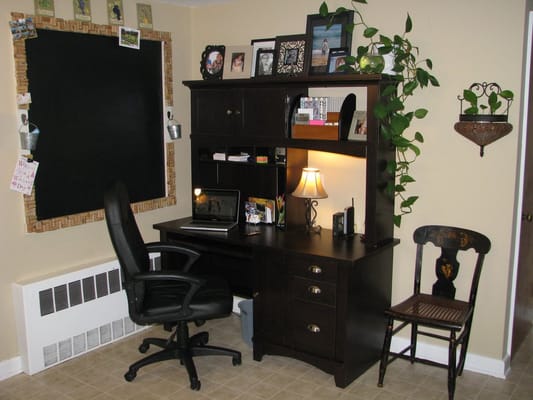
[12,257,158,375]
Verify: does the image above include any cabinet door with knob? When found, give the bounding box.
[190,87,305,138]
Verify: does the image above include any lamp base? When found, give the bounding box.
[304,199,322,234]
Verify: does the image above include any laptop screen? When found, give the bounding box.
[192,189,240,222]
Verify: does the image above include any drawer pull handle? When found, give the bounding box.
[308,285,322,295]
[308,265,322,275]
[307,324,321,333]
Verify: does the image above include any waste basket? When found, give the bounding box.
[237,299,253,347]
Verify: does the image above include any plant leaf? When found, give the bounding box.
[403,80,418,96]
[405,14,412,33]
[464,106,478,115]
[414,108,428,118]
[381,84,397,97]
[393,215,402,228]
[401,196,419,208]
[416,68,429,87]
[363,27,379,38]
[463,89,477,105]
[374,101,388,119]
[400,174,416,184]
[386,160,397,175]
[414,131,424,142]
[408,143,421,156]
[426,59,433,69]
[319,2,329,17]
[500,90,514,100]
[429,74,440,87]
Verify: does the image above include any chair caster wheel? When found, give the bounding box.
[190,379,201,390]
[198,332,209,345]
[124,370,137,382]
[232,355,242,366]
[138,343,149,353]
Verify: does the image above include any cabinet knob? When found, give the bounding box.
[226,109,233,115]
[307,324,321,333]
[234,109,241,115]
[308,285,322,295]
[308,265,322,275]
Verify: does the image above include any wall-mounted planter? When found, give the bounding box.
[455,82,514,157]
[454,119,513,157]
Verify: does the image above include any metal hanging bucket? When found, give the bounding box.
[19,123,40,151]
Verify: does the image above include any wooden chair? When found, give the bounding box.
[377,225,491,400]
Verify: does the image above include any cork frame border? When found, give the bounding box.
[11,12,176,233]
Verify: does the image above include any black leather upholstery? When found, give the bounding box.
[104,181,241,390]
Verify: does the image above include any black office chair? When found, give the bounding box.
[377,225,491,400]
[103,181,241,390]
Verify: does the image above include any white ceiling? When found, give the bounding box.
[158,0,236,7]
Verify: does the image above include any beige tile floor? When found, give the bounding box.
[1,314,532,400]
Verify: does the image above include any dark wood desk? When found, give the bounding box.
[154,217,398,388]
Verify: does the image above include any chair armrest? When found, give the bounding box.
[145,241,200,272]
[133,271,206,317]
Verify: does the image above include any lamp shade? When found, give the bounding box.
[292,167,328,199]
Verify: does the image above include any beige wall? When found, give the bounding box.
[0,0,528,372]
[0,0,193,363]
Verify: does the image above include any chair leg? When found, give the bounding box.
[410,322,418,363]
[378,317,393,387]
[457,321,473,376]
[447,331,458,400]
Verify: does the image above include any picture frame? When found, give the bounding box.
[200,45,225,80]
[250,38,275,77]
[327,47,349,74]
[107,0,124,26]
[34,0,55,17]
[73,0,91,22]
[119,27,140,50]
[274,34,307,76]
[137,3,153,30]
[305,10,354,75]
[223,45,253,79]
[255,49,275,77]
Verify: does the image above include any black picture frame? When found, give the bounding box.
[327,47,349,74]
[200,45,225,80]
[274,34,307,76]
[305,10,354,75]
[255,48,275,77]
[250,38,276,77]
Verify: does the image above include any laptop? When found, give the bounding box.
[180,188,240,232]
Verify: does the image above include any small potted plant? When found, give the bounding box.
[454,82,514,156]
[458,82,514,122]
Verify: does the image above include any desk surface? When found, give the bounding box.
[154,217,399,263]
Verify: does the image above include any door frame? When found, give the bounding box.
[507,9,533,362]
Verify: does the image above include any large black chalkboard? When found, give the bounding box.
[26,28,165,220]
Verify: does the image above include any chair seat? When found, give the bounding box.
[141,276,233,324]
[386,293,472,330]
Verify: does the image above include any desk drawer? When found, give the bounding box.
[287,255,338,283]
[290,276,336,306]
[288,300,335,358]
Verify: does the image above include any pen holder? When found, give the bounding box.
[19,123,40,151]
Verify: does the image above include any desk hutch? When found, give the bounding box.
[154,74,398,388]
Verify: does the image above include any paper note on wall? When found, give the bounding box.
[10,156,39,195]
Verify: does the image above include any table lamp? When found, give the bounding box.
[292,167,328,233]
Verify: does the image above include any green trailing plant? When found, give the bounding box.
[461,83,514,116]
[320,0,440,227]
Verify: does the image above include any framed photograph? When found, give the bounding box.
[73,0,91,22]
[200,45,225,80]
[327,47,348,74]
[255,49,275,77]
[107,0,124,26]
[250,38,275,77]
[34,0,55,17]
[274,34,307,76]
[137,3,153,30]
[305,10,354,75]
[223,45,252,79]
[119,27,140,50]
